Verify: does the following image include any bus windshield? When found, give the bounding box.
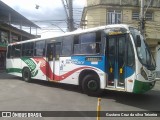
[129,27,156,70]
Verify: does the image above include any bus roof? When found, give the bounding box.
[8,24,131,45]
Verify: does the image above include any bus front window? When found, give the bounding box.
[129,27,156,70]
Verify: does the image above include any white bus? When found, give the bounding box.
[6,24,156,96]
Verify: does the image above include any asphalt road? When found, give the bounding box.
[0,72,160,120]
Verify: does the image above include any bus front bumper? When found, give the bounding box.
[133,80,156,94]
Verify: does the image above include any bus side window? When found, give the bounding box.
[7,46,12,58]
[127,39,135,68]
[62,36,73,56]
[96,31,102,54]
[55,43,61,60]
[96,43,100,54]
[34,40,46,57]
[73,35,81,54]
[47,44,54,61]
[22,42,34,57]
[14,44,21,58]
[73,31,102,55]
[79,32,97,55]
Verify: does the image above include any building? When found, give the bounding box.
[81,0,160,73]
[81,0,160,52]
[0,1,40,70]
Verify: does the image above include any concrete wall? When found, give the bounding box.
[85,7,106,28]
[87,0,160,7]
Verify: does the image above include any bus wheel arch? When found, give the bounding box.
[79,70,102,96]
[22,67,31,82]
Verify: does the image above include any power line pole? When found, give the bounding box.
[61,0,74,32]
[68,0,74,31]
[61,0,69,31]
[140,0,145,36]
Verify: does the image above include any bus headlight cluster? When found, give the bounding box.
[141,67,148,80]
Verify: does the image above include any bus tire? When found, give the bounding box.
[22,68,31,82]
[82,75,102,96]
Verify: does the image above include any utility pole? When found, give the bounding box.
[68,0,74,31]
[61,0,69,31]
[61,0,74,32]
[140,0,145,36]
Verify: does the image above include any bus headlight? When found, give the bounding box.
[141,67,148,80]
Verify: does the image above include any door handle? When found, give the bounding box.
[120,68,123,74]
[110,67,113,73]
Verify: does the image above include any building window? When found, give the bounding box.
[12,34,19,42]
[0,31,9,44]
[145,12,153,20]
[107,10,122,24]
[132,11,153,20]
[132,12,139,20]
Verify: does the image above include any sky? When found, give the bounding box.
[1,0,86,37]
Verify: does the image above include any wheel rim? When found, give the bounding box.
[87,80,98,91]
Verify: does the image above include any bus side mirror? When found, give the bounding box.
[136,35,141,47]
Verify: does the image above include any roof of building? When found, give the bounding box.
[0,22,36,38]
[0,1,40,28]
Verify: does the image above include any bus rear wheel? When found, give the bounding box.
[22,68,31,82]
[82,75,102,96]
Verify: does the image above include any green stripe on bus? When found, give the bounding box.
[133,80,155,94]
[6,68,22,73]
[21,57,36,71]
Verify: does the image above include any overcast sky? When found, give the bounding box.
[1,0,86,37]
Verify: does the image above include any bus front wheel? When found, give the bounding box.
[82,75,102,96]
[22,68,31,82]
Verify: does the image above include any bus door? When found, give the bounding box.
[47,42,61,81]
[107,35,126,88]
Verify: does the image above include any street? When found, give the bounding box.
[0,72,160,120]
